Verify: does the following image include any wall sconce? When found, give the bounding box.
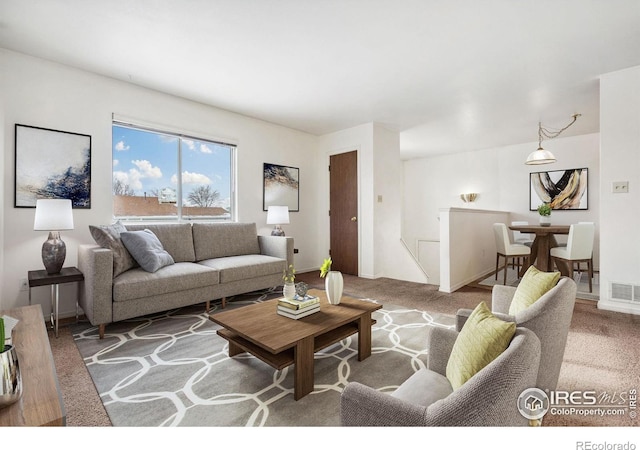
[460,193,478,203]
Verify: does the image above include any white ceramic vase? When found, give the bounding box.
[283,282,296,300]
[325,271,343,305]
[539,216,551,227]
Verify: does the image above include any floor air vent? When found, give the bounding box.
[610,282,640,303]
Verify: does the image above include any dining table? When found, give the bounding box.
[509,224,570,275]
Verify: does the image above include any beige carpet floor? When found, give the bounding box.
[45,271,639,427]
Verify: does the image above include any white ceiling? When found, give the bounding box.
[1,0,640,159]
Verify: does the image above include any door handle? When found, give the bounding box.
[351,217,357,222]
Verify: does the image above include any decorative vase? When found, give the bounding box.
[539,216,551,227]
[0,345,22,409]
[325,271,344,305]
[283,282,296,300]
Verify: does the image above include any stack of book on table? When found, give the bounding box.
[277,295,320,319]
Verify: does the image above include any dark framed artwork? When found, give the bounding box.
[529,168,588,211]
[15,124,91,208]
[263,163,299,211]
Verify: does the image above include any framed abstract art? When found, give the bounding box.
[263,163,299,212]
[15,124,91,208]
[529,167,588,211]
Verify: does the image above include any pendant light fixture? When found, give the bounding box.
[525,113,581,165]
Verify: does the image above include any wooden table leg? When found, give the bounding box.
[228,341,245,357]
[536,236,551,271]
[357,314,373,361]
[294,336,314,400]
[520,238,538,277]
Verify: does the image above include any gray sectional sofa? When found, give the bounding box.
[78,222,293,338]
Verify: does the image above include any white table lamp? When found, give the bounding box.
[34,199,74,274]
[266,205,289,236]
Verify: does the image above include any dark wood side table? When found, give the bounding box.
[28,267,84,338]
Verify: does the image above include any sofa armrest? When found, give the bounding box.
[258,235,294,267]
[77,244,114,328]
[426,326,458,376]
[491,284,517,314]
[341,382,427,426]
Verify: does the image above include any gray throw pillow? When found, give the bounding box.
[89,221,138,277]
[120,229,175,273]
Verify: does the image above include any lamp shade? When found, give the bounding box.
[525,147,556,165]
[34,199,74,231]
[266,205,290,225]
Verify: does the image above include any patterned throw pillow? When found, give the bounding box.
[89,221,138,277]
[446,301,516,390]
[120,229,175,273]
[508,266,561,315]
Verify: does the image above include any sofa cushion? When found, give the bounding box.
[120,229,175,273]
[113,262,219,302]
[391,368,453,407]
[125,223,196,263]
[198,254,285,284]
[446,301,516,390]
[509,265,561,315]
[89,221,138,277]
[192,223,261,261]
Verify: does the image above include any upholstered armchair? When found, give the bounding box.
[340,327,540,426]
[456,277,577,392]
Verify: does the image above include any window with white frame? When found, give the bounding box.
[112,121,235,221]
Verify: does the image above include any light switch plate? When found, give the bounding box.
[612,181,629,193]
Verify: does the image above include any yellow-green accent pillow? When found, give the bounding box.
[446,301,516,390]
[508,266,560,315]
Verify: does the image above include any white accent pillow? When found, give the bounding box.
[120,229,175,273]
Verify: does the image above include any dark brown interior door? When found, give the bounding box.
[329,151,358,275]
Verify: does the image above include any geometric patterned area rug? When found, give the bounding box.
[72,292,454,426]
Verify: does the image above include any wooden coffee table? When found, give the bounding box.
[0,305,66,426]
[209,289,382,400]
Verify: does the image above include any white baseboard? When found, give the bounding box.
[597,299,640,315]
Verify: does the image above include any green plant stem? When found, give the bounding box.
[0,317,5,353]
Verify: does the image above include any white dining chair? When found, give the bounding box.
[510,221,534,270]
[493,223,531,285]
[550,223,595,292]
[511,221,534,247]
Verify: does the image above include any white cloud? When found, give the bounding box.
[182,139,196,151]
[113,159,119,167]
[132,160,162,178]
[199,144,213,154]
[182,139,213,154]
[113,169,143,191]
[115,140,130,151]
[171,171,212,185]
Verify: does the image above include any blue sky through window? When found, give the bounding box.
[112,125,232,210]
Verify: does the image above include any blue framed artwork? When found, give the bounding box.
[15,124,91,208]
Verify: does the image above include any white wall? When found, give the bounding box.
[439,208,511,293]
[403,132,601,285]
[598,65,640,314]
[317,123,427,283]
[372,124,427,283]
[0,49,320,316]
